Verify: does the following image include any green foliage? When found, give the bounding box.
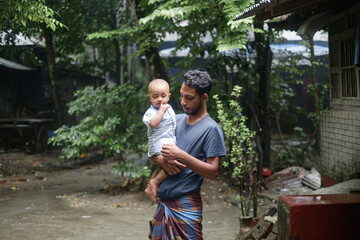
[48,84,148,160]
[270,37,329,167]
[270,48,306,114]
[297,40,329,130]
[293,126,306,138]
[84,0,165,80]
[112,161,152,178]
[140,0,253,69]
[87,24,134,41]
[277,148,296,165]
[214,85,256,217]
[0,0,65,30]
[298,82,329,129]
[46,0,119,74]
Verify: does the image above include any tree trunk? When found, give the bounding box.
[44,27,62,128]
[110,7,122,85]
[126,0,168,82]
[113,38,121,84]
[144,46,168,82]
[128,43,137,85]
[254,23,272,167]
[309,38,320,150]
[122,41,128,84]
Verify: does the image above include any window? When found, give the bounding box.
[329,9,360,106]
[0,85,17,117]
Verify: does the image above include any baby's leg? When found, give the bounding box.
[145,155,166,203]
[150,165,161,179]
[149,168,166,197]
[145,173,157,203]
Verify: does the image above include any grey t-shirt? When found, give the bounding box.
[158,114,226,200]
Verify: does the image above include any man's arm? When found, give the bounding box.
[161,144,220,180]
[149,154,186,175]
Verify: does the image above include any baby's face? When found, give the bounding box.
[148,83,171,108]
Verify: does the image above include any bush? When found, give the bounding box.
[214,85,257,217]
[49,83,148,160]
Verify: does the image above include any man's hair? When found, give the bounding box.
[183,70,213,95]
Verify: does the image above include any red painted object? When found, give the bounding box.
[262,167,272,176]
[321,175,338,187]
[278,194,360,240]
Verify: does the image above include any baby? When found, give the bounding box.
[142,79,176,203]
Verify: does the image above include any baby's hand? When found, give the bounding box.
[159,103,170,113]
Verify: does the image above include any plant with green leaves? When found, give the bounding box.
[111,161,152,178]
[214,85,257,217]
[295,40,329,150]
[269,47,305,164]
[140,0,254,70]
[270,39,329,167]
[87,0,170,82]
[0,0,65,30]
[48,83,148,161]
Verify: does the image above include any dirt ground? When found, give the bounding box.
[0,152,277,240]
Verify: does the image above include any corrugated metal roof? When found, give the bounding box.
[0,57,35,71]
[233,0,273,21]
[0,32,45,47]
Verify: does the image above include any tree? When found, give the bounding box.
[88,0,254,85]
[47,0,129,80]
[87,0,169,83]
[269,42,306,166]
[1,0,65,127]
[40,0,126,126]
[253,23,272,167]
[0,0,64,30]
[140,0,253,73]
[127,0,168,82]
[44,25,63,127]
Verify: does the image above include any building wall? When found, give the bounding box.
[320,110,360,182]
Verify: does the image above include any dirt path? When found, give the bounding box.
[0,153,254,240]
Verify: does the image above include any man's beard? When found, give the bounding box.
[185,103,201,116]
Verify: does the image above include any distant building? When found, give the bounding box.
[0,33,104,150]
[235,0,360,184]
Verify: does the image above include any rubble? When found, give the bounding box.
[262,166,309,191]
[238,207,278,240]
[302,168,321,189]
[239,212,278,240]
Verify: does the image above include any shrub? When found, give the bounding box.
[49,83,148,160]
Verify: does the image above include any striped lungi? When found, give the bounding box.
[149,192,203,240]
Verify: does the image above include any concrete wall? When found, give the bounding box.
[320,110,360,182]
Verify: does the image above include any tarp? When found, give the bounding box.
[0,57,35,71]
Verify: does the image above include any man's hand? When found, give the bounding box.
[163,144,221,180]
[161,143,183,160]
[149,144,186,175]
[160,144,186,175]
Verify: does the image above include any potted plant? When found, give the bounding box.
[214,85,258,234]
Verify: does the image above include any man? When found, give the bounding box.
[149,70,226,240]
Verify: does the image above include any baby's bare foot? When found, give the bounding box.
[149,179,159,199]
[145,183,157,203]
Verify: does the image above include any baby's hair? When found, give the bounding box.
[148,79,170,92]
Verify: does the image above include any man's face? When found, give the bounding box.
[180,83,203,116]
